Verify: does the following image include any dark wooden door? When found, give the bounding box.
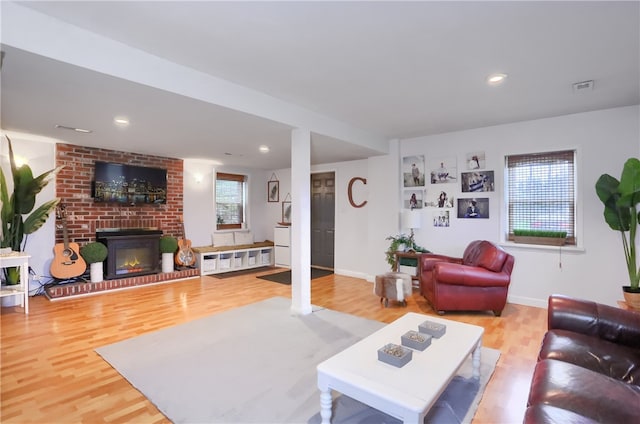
[311,172,335,269]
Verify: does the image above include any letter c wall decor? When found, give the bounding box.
[347,177,367,208]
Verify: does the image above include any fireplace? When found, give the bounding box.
[96,228,162,280]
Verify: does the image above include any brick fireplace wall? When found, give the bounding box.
[55,143,184,245]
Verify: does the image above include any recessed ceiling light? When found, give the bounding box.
[55,124,93,133]
[259,145,270,153]
[114,117,130,126]
[487,73,508,85]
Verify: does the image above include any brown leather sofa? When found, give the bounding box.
[525,295,640,423]
[418,240,514,316]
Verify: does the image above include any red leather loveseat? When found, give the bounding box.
[525,295,640,423]
[419,240,514,316]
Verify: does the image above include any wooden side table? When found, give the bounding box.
[393,251,422,287]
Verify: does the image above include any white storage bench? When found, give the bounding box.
[193,241,274,276]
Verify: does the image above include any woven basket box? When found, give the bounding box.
[418,320,446,338]
[377,343,412,367]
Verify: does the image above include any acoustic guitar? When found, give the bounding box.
[50,204,87,279]
[175,218,195,267]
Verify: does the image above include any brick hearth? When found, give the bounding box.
[45,268,199,300]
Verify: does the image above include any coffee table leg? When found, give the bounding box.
[472,341,481,380]
[320,388,332,424]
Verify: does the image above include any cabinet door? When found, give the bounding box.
[275,246,291,267]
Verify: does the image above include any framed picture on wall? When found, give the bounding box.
[457,198,489,219]
[461,171,495,192]
[433,210,450,227]
[402,155,425,187]
[425,189,454,208]
[268,178,279,202]
[465,151,486,170]
[429,156,457,184]
[403,190,423,209]
[281,201,292,224]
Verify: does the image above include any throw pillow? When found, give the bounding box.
[212,232,235,247]
[234,231,254,245]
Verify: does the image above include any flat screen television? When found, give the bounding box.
[93,161,167,204]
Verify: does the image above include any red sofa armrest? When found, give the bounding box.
[434,262,511,287]
[419,253,462,272]
[548,294,640,349]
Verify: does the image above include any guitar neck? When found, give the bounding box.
[61,218,70,249]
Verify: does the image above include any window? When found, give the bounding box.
[505,150,576,245]
[215,172,246,230]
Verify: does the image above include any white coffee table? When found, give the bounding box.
[317,312,483,423]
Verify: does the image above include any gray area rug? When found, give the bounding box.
[96,297,499,423]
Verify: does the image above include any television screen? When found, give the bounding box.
[93,161,167,204]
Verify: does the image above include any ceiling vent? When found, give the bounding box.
[572,80,594,93]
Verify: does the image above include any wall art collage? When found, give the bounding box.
[402,151,494,227]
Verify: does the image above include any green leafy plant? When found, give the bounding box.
[159,236,178,254]
[595,157,640,290]
[513,229,567,238]
[1,136,62,284]
[385,234,428,269]
[79,242,108,264]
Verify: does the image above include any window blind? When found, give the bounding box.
[216,172,245,230]
[506,150,576,245]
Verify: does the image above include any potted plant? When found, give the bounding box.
[159,236,178,273]
[1,136,62,285]
[80,242,108,283]
[595,157,640,308]
[385,234,428,270]
[513,229,567,246]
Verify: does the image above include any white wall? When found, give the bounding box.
[399,105,639,307]
[183,160,274,247]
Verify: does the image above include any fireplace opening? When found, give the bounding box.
[97,228,162,280]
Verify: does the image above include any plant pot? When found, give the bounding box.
[90,262,104,283]
[162,252,174,273]
[513,236,566,246]
[622,286,640,310]
[2,267,21,285]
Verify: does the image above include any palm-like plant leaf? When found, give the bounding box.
[1,136,62,255]
[23,199,60,235]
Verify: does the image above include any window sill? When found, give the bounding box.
[499,241,585,253]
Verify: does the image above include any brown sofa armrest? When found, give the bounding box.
[548,294,640,349]
[434,262,511,287]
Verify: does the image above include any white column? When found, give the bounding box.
[290,128,312,315]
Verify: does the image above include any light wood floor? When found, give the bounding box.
[1,270,546,423]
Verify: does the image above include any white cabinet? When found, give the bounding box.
[274,226,291,267]
[0,252,30,314]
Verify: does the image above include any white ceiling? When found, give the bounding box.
[1,1,639,169]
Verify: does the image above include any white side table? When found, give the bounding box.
[0,252,30,314]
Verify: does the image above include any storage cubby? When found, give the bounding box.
[194,244,275,276]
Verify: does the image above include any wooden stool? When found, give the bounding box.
[374,272,412,307]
